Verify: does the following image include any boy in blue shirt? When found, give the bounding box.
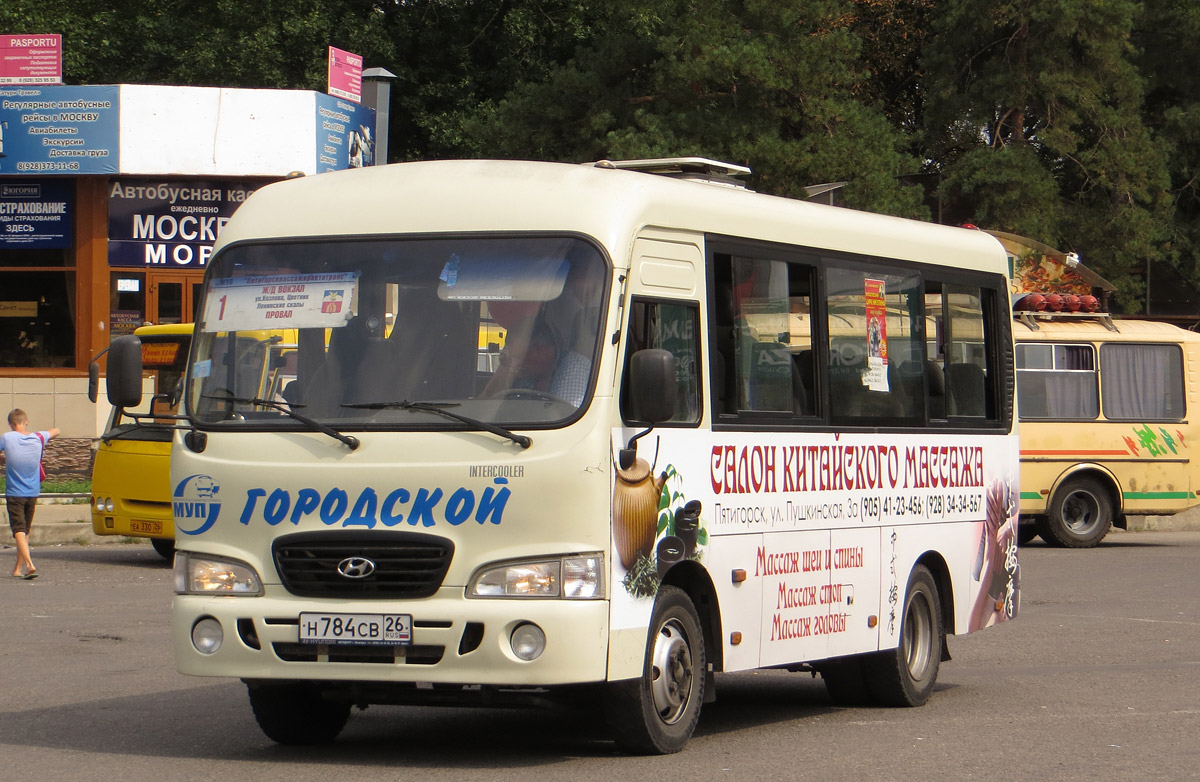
[1,409,59,579]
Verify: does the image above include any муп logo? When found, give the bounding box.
[337,556,376,579]
[173,474,223,536]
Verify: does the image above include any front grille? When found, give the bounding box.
[272,642,445,665]
[273,531,454,599]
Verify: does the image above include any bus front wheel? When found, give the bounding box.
[1038,476,1113,548]
[150,537,174,560]
[863,565,942,707]
[247,682,350,745]
[604,585,706,754]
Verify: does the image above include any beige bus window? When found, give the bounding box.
[1100,343,1184,421]
[1016,343,1098,419]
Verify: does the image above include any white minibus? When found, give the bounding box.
[104,158,1020,753]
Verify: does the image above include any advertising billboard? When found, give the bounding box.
[0,84,118,173]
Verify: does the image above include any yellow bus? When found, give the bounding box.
[91,324,298,558]
[90,323,192,558]
[1014,313,1200,546]
[105,158,1019,753]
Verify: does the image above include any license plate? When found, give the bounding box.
[130,519,163,534]
[298,612,412,646]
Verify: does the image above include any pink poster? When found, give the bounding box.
[327,45,362,103]
[0,34,62,84]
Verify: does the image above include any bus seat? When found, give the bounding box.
[794,350,815,413]
[924,360,947,419]
[386,295,475,401]
[789,357,809,415]
[947,362,986,417]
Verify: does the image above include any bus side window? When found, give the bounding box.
[621,299,701,425]
[928,280,1004,424]
[712,252,812,418]
[825,264,922,425]
[944,285,991,420]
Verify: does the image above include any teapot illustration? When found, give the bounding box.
[613,455,667,570]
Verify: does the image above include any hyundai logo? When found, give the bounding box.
[337,556,376,579]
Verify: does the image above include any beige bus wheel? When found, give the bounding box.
[1039,476,1113,548]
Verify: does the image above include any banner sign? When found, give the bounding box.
[0,35,62,85]
[327,46,362,103]
[315,93,375,172]
[0,180,73,248]
[107,179,263,268]
[202,273,359,331]
[0,84,118,173]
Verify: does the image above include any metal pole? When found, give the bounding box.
[362,67,396,166]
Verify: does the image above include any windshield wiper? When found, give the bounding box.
[342,400,532,449]
[201,394,360,450]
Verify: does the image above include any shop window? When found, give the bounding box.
[110,272,146,337]
[0,266,76,367]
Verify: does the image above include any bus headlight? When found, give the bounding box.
[469,554,604,599]
[174,552,263,596]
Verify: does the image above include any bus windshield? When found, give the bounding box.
[104,327,191,442]
[187,235,608,429]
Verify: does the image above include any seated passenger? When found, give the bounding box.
[484,320,589,407]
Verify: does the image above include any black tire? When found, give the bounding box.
[150,537,175,560]
[247,682,350,745]
[863,565,942,707]
[605,585,706,754]
[819,656,872,705]
[1037,476,1113,548]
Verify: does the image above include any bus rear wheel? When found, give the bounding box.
[1038,476,1113,548]
[863,565,942,707]
[247,682,350,745]
[604,585,706,754]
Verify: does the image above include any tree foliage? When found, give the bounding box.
[921,0,1172,309]
[4,0,1200,309]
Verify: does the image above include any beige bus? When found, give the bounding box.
[1015,313,1200,546]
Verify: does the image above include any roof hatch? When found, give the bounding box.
[589,157,752,188]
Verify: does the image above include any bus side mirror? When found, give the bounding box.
[106,335,144,409]
[629,348,677,424]
[87,361,100,404]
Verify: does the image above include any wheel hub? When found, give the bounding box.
[649,619,693,724]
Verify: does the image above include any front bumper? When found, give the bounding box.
[172,585,611,687]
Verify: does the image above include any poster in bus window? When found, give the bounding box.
[203,273,359,331]
[863,278,889,392]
